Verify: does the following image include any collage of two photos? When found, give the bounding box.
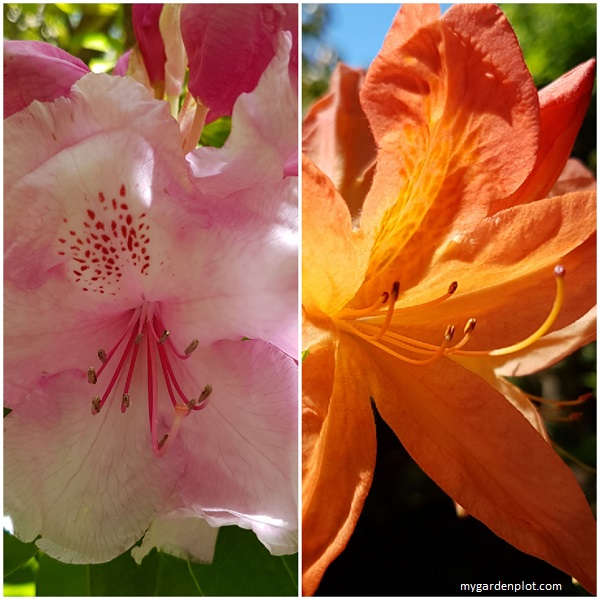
[4,2,596,596]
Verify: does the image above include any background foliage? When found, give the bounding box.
[3,3,295,596]
[303,3,596,596]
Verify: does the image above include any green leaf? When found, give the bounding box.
[184,526,298,596]
[88,548,159,596]
[36,555,88,596]
[3,582,36,597]
[199,117,232,148]
[3,531,38,578]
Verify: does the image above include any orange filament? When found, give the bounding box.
[334,265,565,367]
[454,265,565,357]
[528,391,591,423]
[528,391,592,408]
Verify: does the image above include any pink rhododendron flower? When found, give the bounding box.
[3,40,89,118]
[181,4,298,122]
[4,29,297,566]
[132,4,166,94]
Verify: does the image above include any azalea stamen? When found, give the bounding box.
[454,265,565,357]
[87,301,211,454]
[340,319,455,366]
[336,266,564,366]
[446,318,477,353]
[528,391,592,423]
[335,290,391,320]
[528,391,592,408]
[383,281,458,315]
[372,281,400,341]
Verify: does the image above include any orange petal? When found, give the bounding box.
[548,158,596,197]
[357,4,540,301]
[371,353,596,593]
[302,155,369,315]
[391,237,595,370]
[494,306,596,378]
[495,59,596,211]
[303,63,376,218]
[302,336,377,596]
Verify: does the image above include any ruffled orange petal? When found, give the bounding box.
[303,63,375,218]
[371,353,596,593]
[548,157,596,197]
[302,336,377,595]
[302,155,369,315]
[495,60,596,211]
[357,4,540,302]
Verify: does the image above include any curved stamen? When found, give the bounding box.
[335,290,390,320]
[371,281,400,341]
[379,280,458,316]
[337,265,565,366]
[87,301,211,455]
[340,320,454,366]
[454,266,565,357]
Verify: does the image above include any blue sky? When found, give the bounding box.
[319,4,452,68]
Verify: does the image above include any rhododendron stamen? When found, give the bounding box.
[87,301,211,450]
[182,100,209,154]
[154,310,198,360]
[95,307,142,378]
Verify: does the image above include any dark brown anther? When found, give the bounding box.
[159,330,170,344]
[98,349,107,364]
[88,367,97,384]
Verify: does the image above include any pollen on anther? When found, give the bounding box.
[185,339,199,355]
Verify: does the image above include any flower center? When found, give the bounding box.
[87,300,212,457]
[335,265,566,365]
[56,183,151,295]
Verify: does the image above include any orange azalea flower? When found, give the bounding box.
[302,4,596,595]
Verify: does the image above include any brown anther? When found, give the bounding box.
[158,434,169,449]
[381,291,389,304]
[159,330,170,344]
[445,325,455,341]
[91,396,101,414]
[88,367,98,384]
[199,384,213,402]
[98,349,107,364]
[448,281,458,295]
[464,318,477,334]
[391,281,400,300]
[185,339,199,355]
[135,333,143,345]
[121,394,131,410]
